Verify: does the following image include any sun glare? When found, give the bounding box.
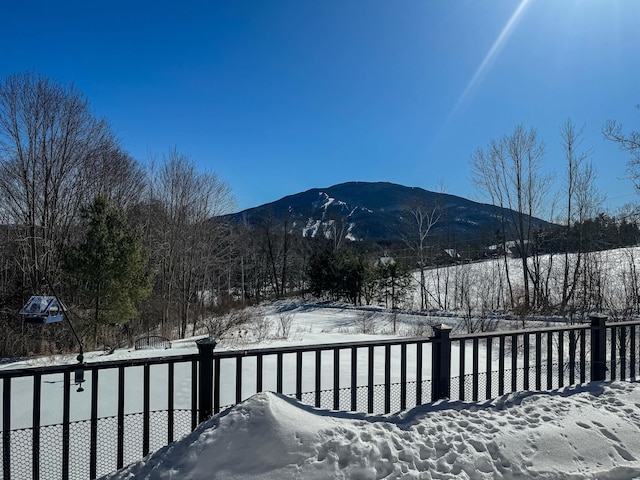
[448,0,533,119]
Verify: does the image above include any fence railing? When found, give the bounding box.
[1,314,639,480]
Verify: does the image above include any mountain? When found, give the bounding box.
[224,181,552,244]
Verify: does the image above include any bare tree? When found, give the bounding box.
[254,209,302,299]
[233,219,269,304]
[0,72,127,290]
[276,310,294,338]
[558,120,602,317]
[85,146,147,210]
[198,307,264,344]
[325,209,351,251]
[149,148,235,338]
[405,202,441,310]
[259,213,283,298]
[619,248,640,317]
[603,112,640,190]
[471,124,549,311]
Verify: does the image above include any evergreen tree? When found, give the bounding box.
[306,246,370,305]
[307,245,339,299]
[374,257,413,311]
[336,251,368,306]
[63,196,152,341]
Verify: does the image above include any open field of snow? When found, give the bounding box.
[413,246,640,319]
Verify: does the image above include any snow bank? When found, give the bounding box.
[101,382,640,479]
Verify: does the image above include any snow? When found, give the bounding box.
[102,382,640,479]
[417,246,640,316]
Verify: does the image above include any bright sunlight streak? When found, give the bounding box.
[449,0,534,119]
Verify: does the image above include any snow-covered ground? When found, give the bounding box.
[102,381,640,479]
[413,246,640,318]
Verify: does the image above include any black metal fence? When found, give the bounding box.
[2,314,639,480]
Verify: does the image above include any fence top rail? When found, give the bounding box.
[451,318,640,342]
[606,319,640,328]
[211,336,435,359]
[451,322,593,342]
[0,352,199,379]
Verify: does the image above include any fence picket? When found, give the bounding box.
[116,366,125,470]
[256,354,264,393]
[32,373,41,480]
[482,338,489,401]
[351,347,358,411]
[90,369,98,479]
[558,331,564,388]
[535,332,542,390]
[334,348,340,410]
[459,339,466,401]
[620,327,627,380]
[143,364,150,457]
[511,335,518,392]
[315,350,321,408]
[384,345,391,413]
[400,344,407,410]
[523,334,530,391]
[2,377,10,480]
[569,331,576,385]
[296,352,303,401]
[580,329,586,383]
[631,325,637,378]
[498,336,505,396]
[367,346,374,413]
[276,353,283,394]
[167,363,174,443]
[236,356,243,404]
[611,326,618,380]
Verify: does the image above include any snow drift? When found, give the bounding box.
[101,381,640,479]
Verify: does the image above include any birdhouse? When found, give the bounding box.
[19,296,65,324]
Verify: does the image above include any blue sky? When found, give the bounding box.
[2,0,639,214]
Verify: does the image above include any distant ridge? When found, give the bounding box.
[223,181,552,244]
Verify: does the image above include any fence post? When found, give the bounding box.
[196,338,217,423]
[431,324,452,401]
[3,377,11,480]
[590,314,607,382]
